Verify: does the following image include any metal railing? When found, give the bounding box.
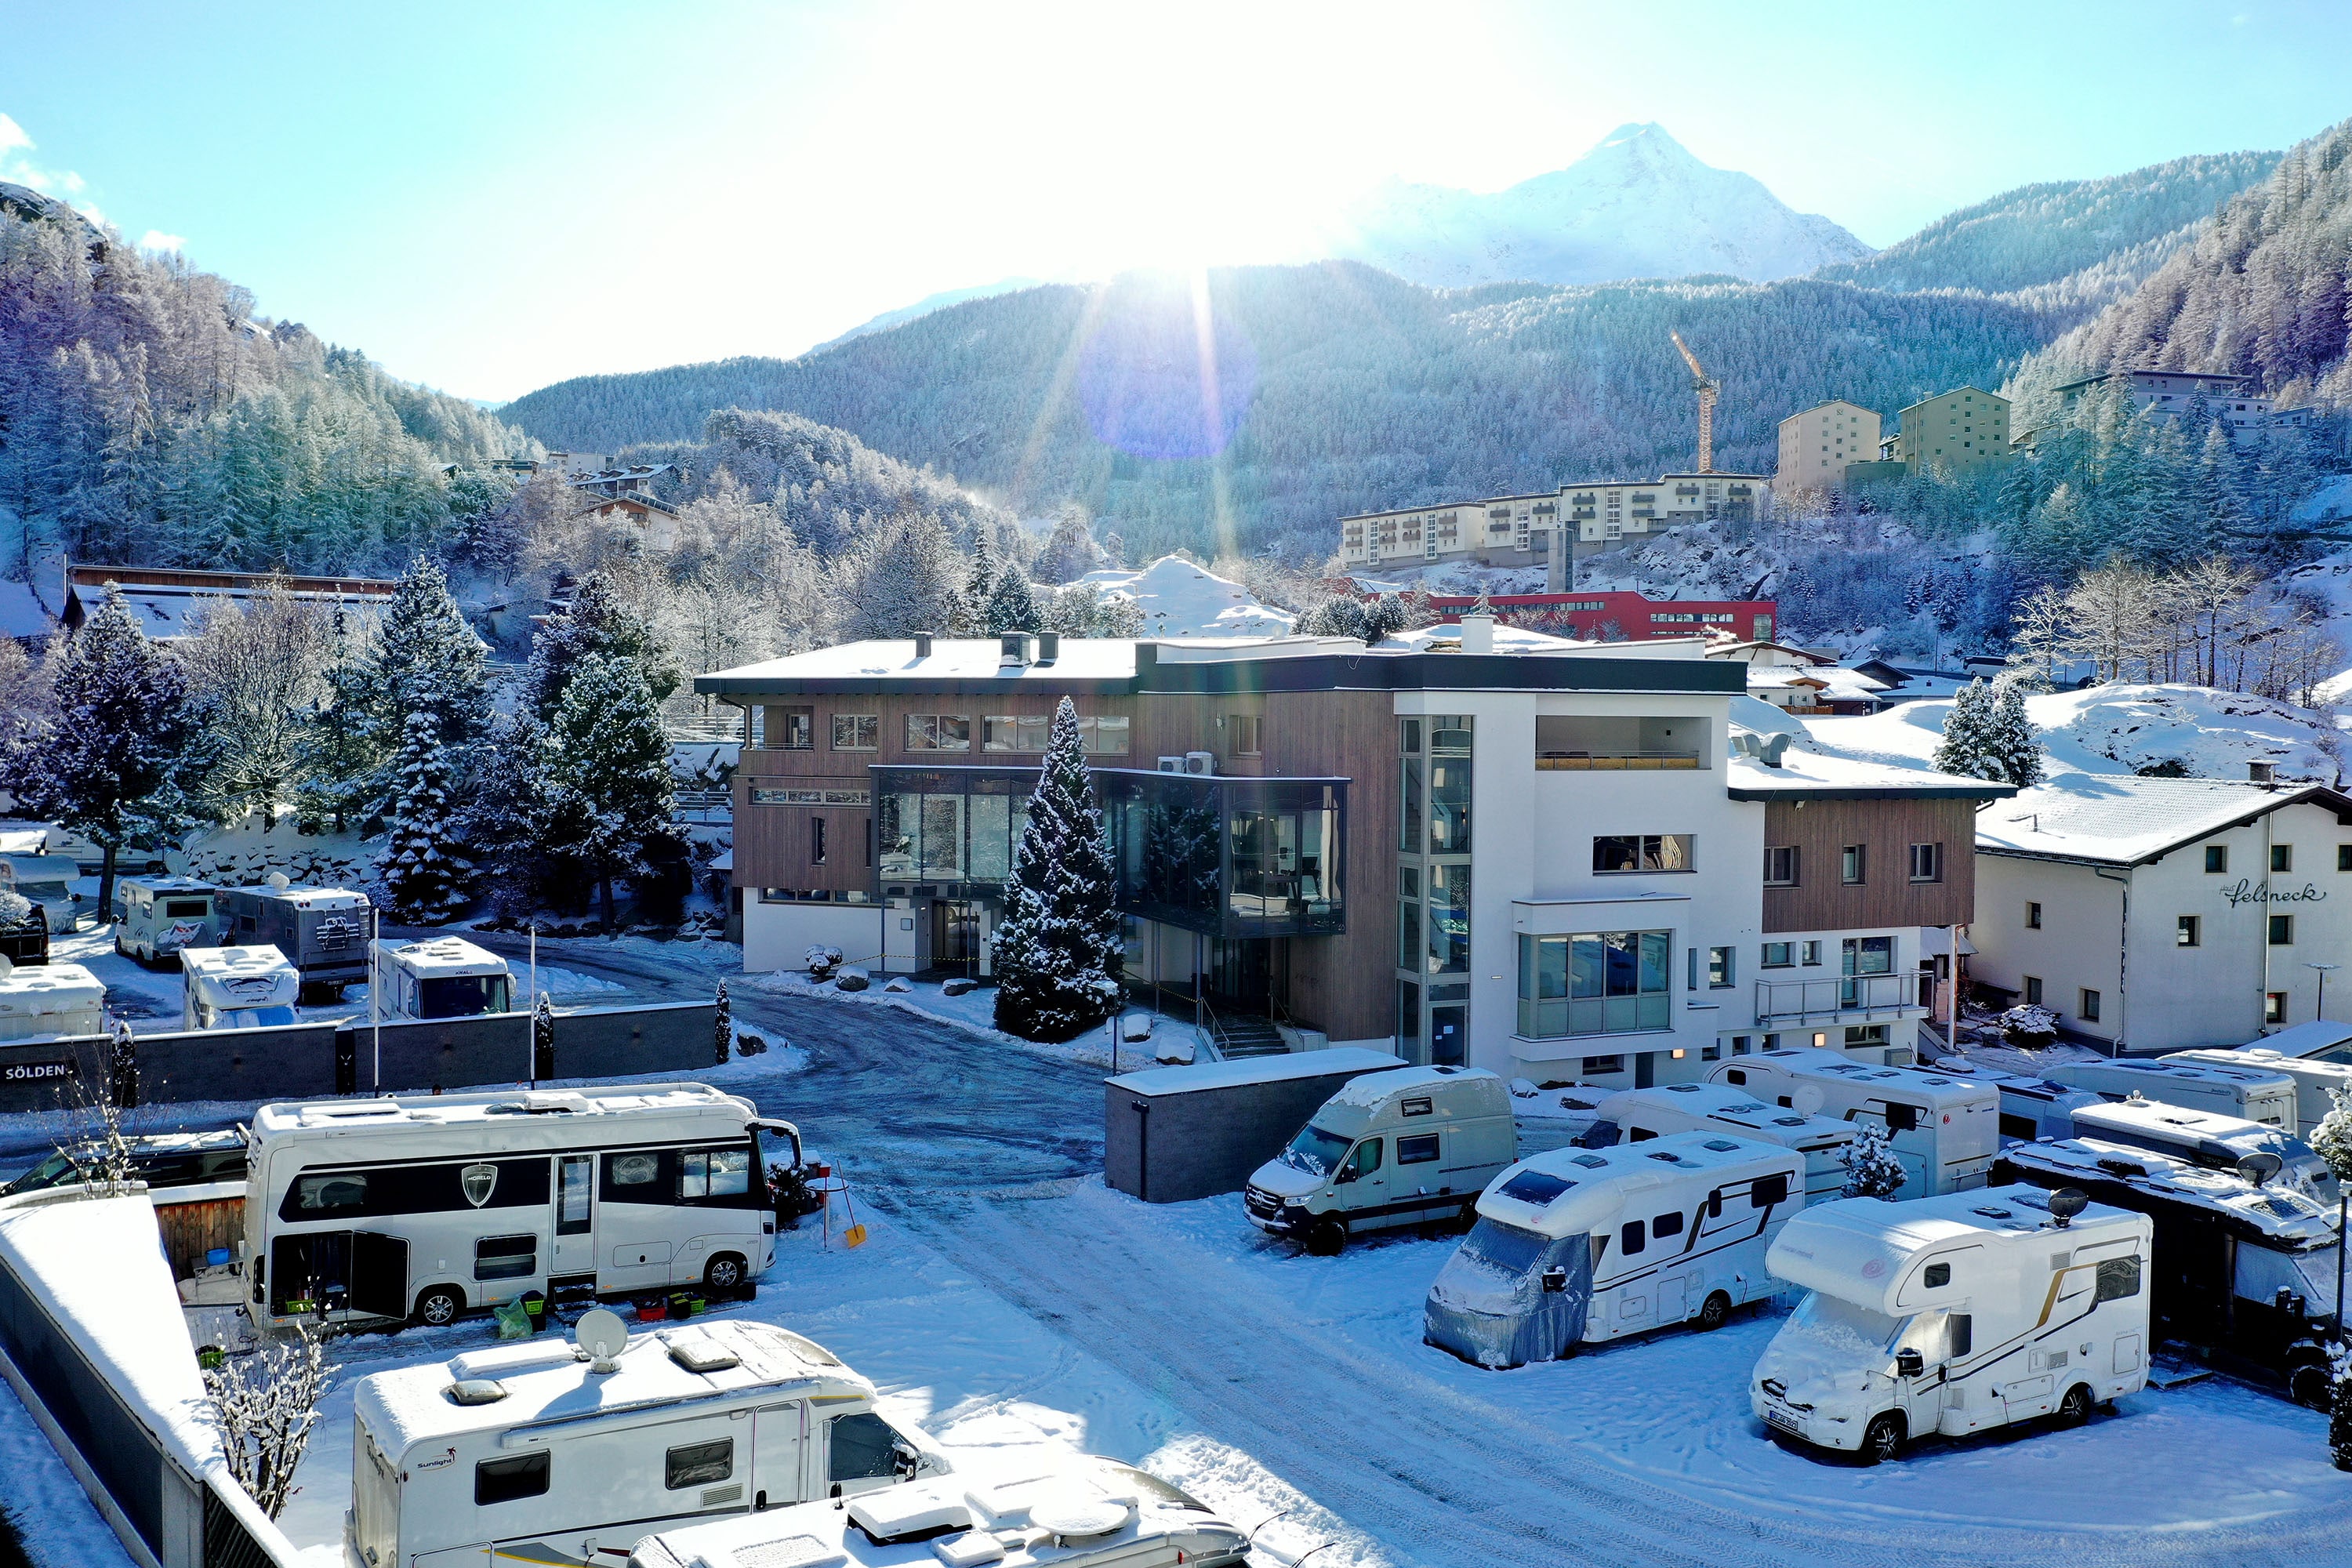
[1754,972,1923,1025]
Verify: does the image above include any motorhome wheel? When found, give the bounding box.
[1303,1218,1347,1257]
[1696,1290,1731,1331]
[2053,1384,2093,1428]
[703,1253,746,1291]
[2291,1363,2332,1410]
[1860,1412,1905,1465]
[412,1287,463,1328]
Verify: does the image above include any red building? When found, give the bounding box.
[1431,591,1776,643]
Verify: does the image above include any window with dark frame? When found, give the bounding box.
[1763,846,1798,886]
[2267,991,2288,1024]
[2205,844,2229,873]
[774,706,814,750]
[2176,915,2200,947]
[476,1453,550,1505]
[2340,845,2352,873]
[665,1439,734,1490]
[2026,902,2042,929]
[811,816,827,866]
[1708,946,1733,988]
[1841,844,1865,884]
[2078,988,2101,1022]
[905,714,971,751]
[1230,714,1262,756]
[1761,942,1792,968]
[1592,834,1694,873]
[2270,914,2295,946]
[2024,975,2043,1006]
[1907,842,1941,883]
[832,713,878,751]
[2273,844,2294,873]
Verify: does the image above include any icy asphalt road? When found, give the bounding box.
[470,940,2352,1568]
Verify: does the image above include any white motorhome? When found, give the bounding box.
[2045,1056,2297,1133]
[628,1454,1250,1568]
[248,1084,798,1327]
[1708,1048,1998,1199]
[182,944,299,1031]
[2169,1046,2352,1140]
[368,935,514,1019]
[2236,1020,2352,1065]
[1243,1065,1515,1254]
[1755,1185,2153,1463]
[2069,1096,2337,1206]
[350,1317,945,1568]
[1934,1064,2100,1143]
[113,876,222,964]
[1998,1135,2339,1405]
[0,853,80,935]
[0,958,103,1042]
[1424,1132,1806,1369]
[1585,1083,1858,1203]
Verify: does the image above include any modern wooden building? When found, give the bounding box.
[696,622,2013,1086]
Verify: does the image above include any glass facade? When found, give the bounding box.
[1517,931,1673,1038]
[1396,716,1472,1063]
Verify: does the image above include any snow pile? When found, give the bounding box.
[173,812,372,889]
[1071,557,1295,638]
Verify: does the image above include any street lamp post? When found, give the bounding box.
[2310,962,2341,1024]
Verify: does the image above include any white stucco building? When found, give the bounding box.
[1971,773,2352,1052]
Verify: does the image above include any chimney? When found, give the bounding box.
[2249,760,2276,789]
[1460,591,1497,655]
[999,632,1033,668]
[1036,631,1061,664]
[913,632,933,659]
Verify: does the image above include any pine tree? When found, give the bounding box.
[713,979,732,1065]
[956,528,1000,634]
[993,699,1123,1043]
[292,607,380,833]
[541,654,679,929]
[8,586,194,916]
[379,711,469,922]
[1839,1121,1909,1199]
[984,563,1044,633]
[1033,503,1103,585]
[525,570,682,719]
[1931,680,1998,781]
[368,557,492,750]
[459,713,555,914]
[1986,679,2045,787]
[1361,594,1410,642]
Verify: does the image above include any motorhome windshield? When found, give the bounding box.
[1781,1292,1903,1359]
[417,974,513,1018]
[1280,1123,1354,1178]
[223,1005,297,1029]
[1457,1218,1550,1276]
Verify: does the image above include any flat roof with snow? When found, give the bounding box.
[253,1082,747,1136]
[1976,774,2352,866]
[1105,1047,1406,1097]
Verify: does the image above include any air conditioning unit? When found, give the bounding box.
[1156,756,1185,773]
[1183,751,1215,776]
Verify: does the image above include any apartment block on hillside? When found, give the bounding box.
[697,624,2009,1087]
[1776,400,1882,497]
[2050,368,2313,444]
[1892,387,2009,477]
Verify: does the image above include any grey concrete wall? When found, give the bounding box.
[554,1001,720,1080]
[361,1012,535,1093]
[1105,1065,1382,1203]
[143,1022,341,1105]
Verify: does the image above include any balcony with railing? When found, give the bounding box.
[1535,715,1707,771]
[1753,972,1926,1026]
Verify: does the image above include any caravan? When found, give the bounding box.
[2045,1057,2298,1133]
[113,876,221,964]
[1581,1083,1857,1203]
[1707,1048,1998,1198]
[182,945,300,1031]
[0,853,80,935]
[1997,1135,2339,1406]
[1424,1132,1805,1369]
[368,935,514,1019]
[2168,1047,2352,1138]
[350,1316,945,1568]
[0,959,103,1042]
[248,1084,800,1327]
[1754,1185,2152,1463]
[2071,1096,2336,1205]
[218,880,372,993]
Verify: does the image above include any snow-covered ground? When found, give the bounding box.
[1075,556,1297,637]
[743,968,1207,1071]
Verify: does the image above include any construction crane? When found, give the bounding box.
[1669,330,1718,474]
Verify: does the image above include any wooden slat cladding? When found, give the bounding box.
[1263,688,1398,1040]
[1761,797,1980,933]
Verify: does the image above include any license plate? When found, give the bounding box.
[1766,1407,1801,1435]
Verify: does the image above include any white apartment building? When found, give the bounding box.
[1972,773,2352,1052]
[1776,400,1882,497]
[1338,492,1558,571]
[2051,368,2314,444]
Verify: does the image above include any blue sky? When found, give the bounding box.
[5,0,2347,401]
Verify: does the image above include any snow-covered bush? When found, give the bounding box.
[713,979,731,1065]
[205,1318,336,1519]
[1840,1121,1908,1200]
[2309,1085,2352,1186]
[1998,1004,2060,1044]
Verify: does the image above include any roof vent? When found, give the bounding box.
[1035,631,1060,664]
[913,632,934,659]
[2249,760,2276,788]
[445,1379,510,1406]
[999,632,1033,667]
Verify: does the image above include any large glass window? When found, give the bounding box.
[1426,864,1470,974]
[1518,931,1671,1038]
[982,714,1131,754]
[1428,757,1471,855]
[1399,755,1422,853]
[1592,834,1693,873]
[832,713,878,750]
[905,714,971,751]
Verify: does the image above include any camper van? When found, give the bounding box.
[2045,1057,2298,1133]
[350,1318,946,1568]
[368,935,514,1019]
[113,876,220,965]
[1997,1136,2339,1406]
[182,945,299,1031]
[2168,1047,2352,1139]
[2070,1096,2337,1205]
[629,1454,1250,1568]
[1582,1083,1858,1203]
[2236,1021,2352,1065]
[1244,1065,1515,1254]
[1935,1065,2101,1143]
[247,1083,800,1327]
[0,854,80,935]
[1423,1132,1806,1369]
[218,880,372,993]
[1707,1048,1998,1198]
[1754,1185,2152,1463]
[0,958,103,1042]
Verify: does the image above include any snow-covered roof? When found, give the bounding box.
[2002,1138,2337,1248]
[1321,1063,1497,1109]
[1106,1047,1406,1096]
[1768,1185,2145,1311]
[1744,666,1886,699]
[0,960,103,1014]
[1480,1132,1801,1240]
[253,1081,749,1137]
[183,944,299,1005]
[1725,749,2015,802]
[706,637,1148,686]
[1975,774,2352,866]
[0,579,52,641]
[2241,1020,2352,1059]
[374,935,509,978]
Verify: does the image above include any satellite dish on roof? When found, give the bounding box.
[2047,1187,2089,1229]
[2238,1151,2285,1188]
[1791,1085,1825,1116]
[575,1307,629,1371]
[267,872,292,891]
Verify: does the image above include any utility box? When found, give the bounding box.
[1104,1047,1407,1204]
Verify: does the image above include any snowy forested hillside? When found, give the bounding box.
[505,264,2046,561]
[1813,149,2281,304]
[0,185,529,576]
[1332,123,1871,289]
[2012,118,2352,415]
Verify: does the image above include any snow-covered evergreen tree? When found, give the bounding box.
[1931,680,1997,780]
[984,563,1044,633]
[1033,503,1104,584]
[956,528,1000,634]
[1362,594,1410,642]
[541,654,679,928]
[831,514,967,638]
[713,979,731,1065]
[1300,595,1367,639]
[1986,680,2044,787]
[379,711,470,922]
[459,713,554,914]
[368,557,492,750]
[292,607,379,834]
[7,586,194,916]
[1839,1120,1909,1199]
[525,570,681,720]
[993,699,1123,1043]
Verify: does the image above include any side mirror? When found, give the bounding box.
[1895,1348,1925,1378]
[1541,1266,1568,1294]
